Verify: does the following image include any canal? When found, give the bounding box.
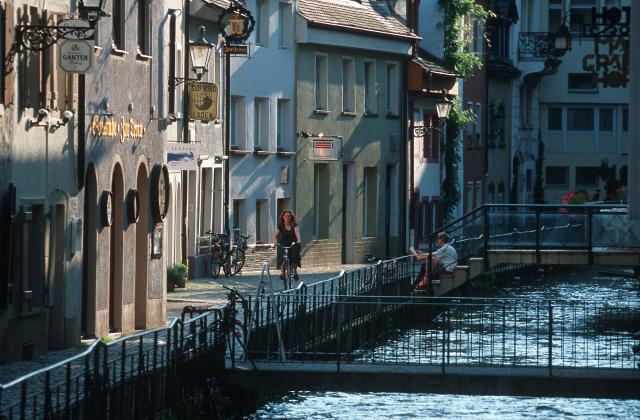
[248,266,640,418]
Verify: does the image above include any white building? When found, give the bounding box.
[228,0,296,250]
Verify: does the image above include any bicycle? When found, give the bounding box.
[276,243,298,290]
[230,228,251,275]
[206,231,230,279]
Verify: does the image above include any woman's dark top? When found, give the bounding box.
[276,223,301,268]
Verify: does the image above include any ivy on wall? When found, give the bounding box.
[438,0,491,222]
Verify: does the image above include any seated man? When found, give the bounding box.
[414,232,458,290]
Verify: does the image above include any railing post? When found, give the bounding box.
[441,309,447,374]
[587,208,594,265]
[427,240,434,297]
[548,301,553,377]
[483,206,490,271]
[535,208,541,264]
[336,302,341,372]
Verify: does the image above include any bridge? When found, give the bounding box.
[229,204,640,399]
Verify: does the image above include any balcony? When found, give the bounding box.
[518,32,553,60]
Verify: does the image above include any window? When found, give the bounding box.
[575,166,599,187]
[488,183,496,203]
[313,164,329,239]
[465,102,475,146]
[113,0,125,50]
[549,0,563,33]
[497,183,505,203]
[623,107,628,132]
[278,2,291,48]
[230,96,246,149]
[568,73,596,91]
[253,98,269,150]
[255,199,269,243]
[364,60,377,114]
[465,182,473,212]
[599,108,613,132]
[526,169,533,192]
[385,63,399,115]
[475,103,482,147]
[315,54,328,110]
[567,108,594,131]
[488,20,510,60]
[342,57,355,113]
[363,167,378,236]
[546,166,569,187]
[570,0,596,33]
[422,113,439,162]
[256,0,269,46]
[277,98,289,150]
[548,107,563,130]
[138,0,150,55]
[233,200,246,233]
[475,181,482,207]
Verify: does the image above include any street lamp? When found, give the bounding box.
[78,0,109,23]
[553,24,572,55]
[169,26,214,88]
[435,99,453,120]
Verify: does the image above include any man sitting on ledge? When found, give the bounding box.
[413,232,458,291]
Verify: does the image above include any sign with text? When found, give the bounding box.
[59,40,93,73]
[223,44,248,55]
[308,136,342,161]
[188,82,219,121]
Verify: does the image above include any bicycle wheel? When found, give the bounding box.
[231,249,246,275]
[222,252,232,277]
[210,249,222,279]
[283,261,291,290]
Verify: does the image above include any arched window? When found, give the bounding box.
[488,183,495,203]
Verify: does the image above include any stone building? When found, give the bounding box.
[294,0,416,264]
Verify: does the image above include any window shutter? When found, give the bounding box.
[3,2,14,105]
[431,113,439,161]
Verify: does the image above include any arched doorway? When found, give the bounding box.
[109,164,124,332]
[82,165,98,337]
[134,163,149,329]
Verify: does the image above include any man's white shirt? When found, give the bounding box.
[433,244,457,272]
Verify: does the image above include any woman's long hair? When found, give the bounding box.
[279,210,297,226]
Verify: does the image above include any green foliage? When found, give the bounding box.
[440,98,476,221]
[167,263,188,288]
[439,0,492,78]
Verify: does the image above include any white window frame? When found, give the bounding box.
[342,56,356,114]
[230,95,246,149]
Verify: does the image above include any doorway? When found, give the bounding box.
[81,165,97,338]
[342,163,356,263]
[109,164,124,332]
[134,164,149,329]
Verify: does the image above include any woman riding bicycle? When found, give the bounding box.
[272,210,302,283]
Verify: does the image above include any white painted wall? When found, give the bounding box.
[418,0,445,59]
[229,0,296,242]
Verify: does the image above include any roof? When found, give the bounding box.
[202,0,230,9]
[412,48,457,77]
[298,0,419,41]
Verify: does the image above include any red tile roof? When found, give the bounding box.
[298,0,419,40]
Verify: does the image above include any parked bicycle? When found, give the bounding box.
[276,243,298,290]
[205,231,230,279]
[230,228,252,275]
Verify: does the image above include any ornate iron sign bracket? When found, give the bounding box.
[15,23,95,53]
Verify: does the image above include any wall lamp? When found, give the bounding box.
[168,26,214,89]
[297,131,324,138]
[15,0,109,53]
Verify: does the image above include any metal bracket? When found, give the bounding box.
[15,24,94,53]
[168,76,202,89]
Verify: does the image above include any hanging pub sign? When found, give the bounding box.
[218,1,255,44]
[308,136,342,161]
[187,82,219,121]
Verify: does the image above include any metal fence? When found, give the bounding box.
[241,295,640,371]
[0,310,225,420]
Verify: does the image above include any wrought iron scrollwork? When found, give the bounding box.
[518,32,554,59]
[15,24,94,52]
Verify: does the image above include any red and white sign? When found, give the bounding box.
[309,136,341,161]
[59,40,93,73]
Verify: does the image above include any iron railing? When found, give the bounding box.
[518,32,554,59]
[241,295,640,372]
[0,310,225,420]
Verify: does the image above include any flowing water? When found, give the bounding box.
[249,266,640,419]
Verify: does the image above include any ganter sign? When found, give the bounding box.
[59,40,93,73]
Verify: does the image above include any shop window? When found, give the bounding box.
[546,166,569,187]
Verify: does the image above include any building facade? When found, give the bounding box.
[295,0,415,264]
[229,0,296,254]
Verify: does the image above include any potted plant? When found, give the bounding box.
[167,263,188,291]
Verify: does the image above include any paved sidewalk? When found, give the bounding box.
[167,264,366,317]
